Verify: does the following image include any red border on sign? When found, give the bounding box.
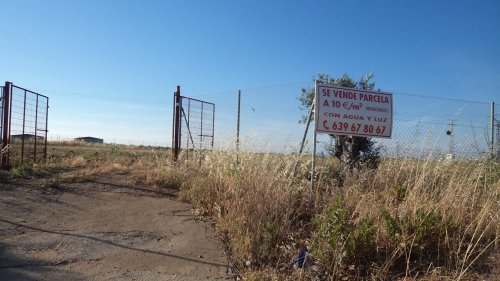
[314,84,393,138]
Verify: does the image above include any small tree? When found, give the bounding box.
[300,73,381,170]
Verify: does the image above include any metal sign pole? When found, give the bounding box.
[311,81,319,198]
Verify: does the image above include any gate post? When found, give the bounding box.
[44,97,49,162]
[172,86,181,162]
[1,81,12,169]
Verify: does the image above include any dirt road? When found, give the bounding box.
[0,172,229,281]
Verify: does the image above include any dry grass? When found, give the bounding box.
[176,151,499,280]
[7,141,497,280]
[70,155,87,167]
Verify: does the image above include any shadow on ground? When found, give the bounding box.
[0,241,86,281]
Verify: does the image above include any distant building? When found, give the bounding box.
[74,137,104,144]
[11,134,45,142]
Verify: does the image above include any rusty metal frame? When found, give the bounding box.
[172,86,181,162]
[171,86,215,162]
[1,82,11,168]
[1,81,49,169]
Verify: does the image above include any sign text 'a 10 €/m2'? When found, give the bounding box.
[315,84,393,138]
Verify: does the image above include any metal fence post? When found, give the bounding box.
[491,101,495,157]
[211,104,215,149]
[173,86,181,162]
[1,81,12,169]
[186,98,191,159]
[21,90,27,165]
[44,97,49,162]
[200,102,204,150]
[43,97,50,161]
[237,90,241,154]
[0,86,3,151]
[172,90,176,161]
[34,95,39,162]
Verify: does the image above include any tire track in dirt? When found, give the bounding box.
[0,172,230,281]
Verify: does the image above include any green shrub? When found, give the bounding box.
[312,198,375,276]
[10,164,33,178]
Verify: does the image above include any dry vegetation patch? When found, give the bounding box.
[176,152,499,280]
[4,141,497,280]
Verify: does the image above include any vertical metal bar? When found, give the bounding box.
[172,93,175,152]
[211,103,215,149]
[312,131,317,194]
[7,84,14,167]
[34,94,39,162]
[186,98,191,159]
[497,119,500,156]
[187,99,191,149]
[173,86,181,162]
[491,101,495,157]
[1,87,3,147]
[237,90,241,152]
[311,81,319,199]
[179,97,183,155]
[200,102,204,150]
[44,97,49,162]
[1,82,12,169]
[21,90,27,165]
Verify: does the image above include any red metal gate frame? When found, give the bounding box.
[1,81,49,169]
[1,82,11,168]
[172,86,181,162]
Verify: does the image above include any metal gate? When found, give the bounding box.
[172,86,215,162]
[1,81,49,169]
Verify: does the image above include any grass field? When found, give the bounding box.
[2,141,498,280]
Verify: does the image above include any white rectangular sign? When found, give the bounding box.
[315,84,393,138]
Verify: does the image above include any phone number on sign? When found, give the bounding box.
[322,121,386,135]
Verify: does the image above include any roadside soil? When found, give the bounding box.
[0,171,230,281]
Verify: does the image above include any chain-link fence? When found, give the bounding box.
[188,84,497,159]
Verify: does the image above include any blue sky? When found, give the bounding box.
[1,0,499,147]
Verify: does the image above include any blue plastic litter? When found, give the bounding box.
[293,247,309,269]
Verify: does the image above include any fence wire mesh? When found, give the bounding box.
[189,84,496,159]
[178,96,215,153]
[8,85,49,165]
